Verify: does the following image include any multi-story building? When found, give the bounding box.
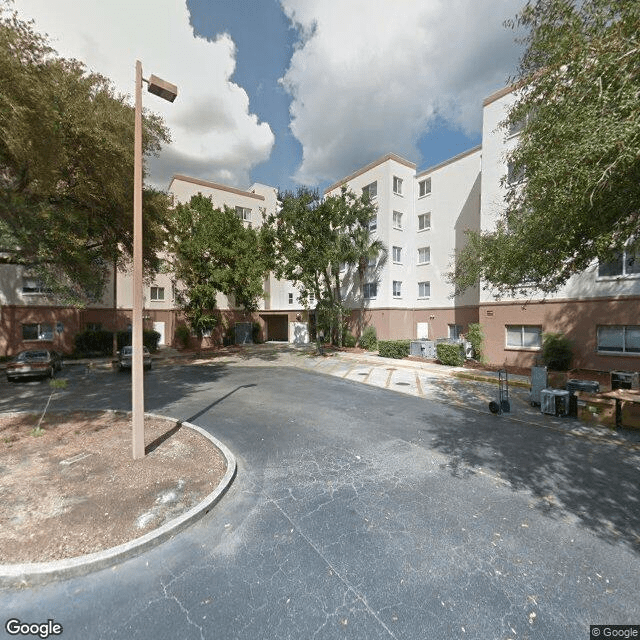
[479,86,640,371]
[2,83,639,372]
[324,150,481,341]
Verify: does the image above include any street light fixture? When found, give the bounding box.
[132,60,177,460]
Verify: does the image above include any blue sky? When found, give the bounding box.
[12,0,525,194]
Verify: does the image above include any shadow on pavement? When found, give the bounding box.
[425,413,640,550]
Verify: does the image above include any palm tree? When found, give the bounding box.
[347,220,387,343]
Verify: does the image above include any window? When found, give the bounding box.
[22,323,54,341]
[507,160,525,185]
[598,248,640,278]
[393,176,403,195]
[393,211,403,229]
[363,282,377,299]
[392,246,402,263]
[369,215,377,232]
[288,292,294,305]
[150,286,165,301]
[235,206,251,221]
[418,247,430,264]
[362,182,377,200]
[393,281,402,297]
[367,256,377,268]
[418,178,431,197]
[507,118,525,137]
[597,326,640,354]
[22,277,51,295]
[506,325,542,349]
[418,212,431,231]
[418,281,430,298]
[448,324,463,340]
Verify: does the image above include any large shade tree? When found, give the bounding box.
[264,186,382,346]
[0,3,172,303]
[451,0,640,296]
[168,194,272,340]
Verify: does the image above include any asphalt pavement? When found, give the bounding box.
[1,349,639,639]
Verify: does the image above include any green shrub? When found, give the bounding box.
[252,322,263,344]
[542,332,573,371]
[175,324,191,349]
[343,332,357,348]
[378,339,411,359]
[436,342,465,367]
[359,326,378,351]
[74,329,161,357]
[466,323,485,362]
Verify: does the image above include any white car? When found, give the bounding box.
[118,346,152,371]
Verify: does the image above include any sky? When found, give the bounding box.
[10,0,526,194]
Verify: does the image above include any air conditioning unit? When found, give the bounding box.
[540,389,570,416]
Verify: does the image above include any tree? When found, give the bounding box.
[0,4,172,303]
[344,194,387,342]
[451,0,640,296]
[265,186,381,347]
[168,194,271,341]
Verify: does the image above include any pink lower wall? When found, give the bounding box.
[355,306,479,341]
[480,297,640,371]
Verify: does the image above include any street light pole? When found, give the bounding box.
[132,60,177,460]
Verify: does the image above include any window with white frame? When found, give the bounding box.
[362,181,377,200]
[363,282,377,299]
[368,256,377,268]
[598,248,640,278]
[506,325,542,349]
[448,324,463,340]
[393,281,402,297]
[22,323,54,341]
[369,215,377,231]
[393,176,403,195]
[418,212,431,231]
[22,277,51,295]
[150,286,165,301]
[392,246,402,263]
[418,246,430,264]
[597,325,640,353]
[235,206,251,221]
[418,281,430,298]
[392,211,403,229]
[288,292,294,304]
[418,177,431,197]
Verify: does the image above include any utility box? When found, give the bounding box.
[530,366,548,406]
[410,340,436,359]
[611,371,640,390]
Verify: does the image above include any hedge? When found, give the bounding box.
[378,339,411,359]
[73,329,161,357]
[436,342,465,367]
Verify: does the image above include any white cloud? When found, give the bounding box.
[280,0,524,185]
[12,0,274,189]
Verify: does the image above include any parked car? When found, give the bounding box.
[6,350,63,382]
[118,345,152,371]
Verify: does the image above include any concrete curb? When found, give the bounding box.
[0,414,236,588]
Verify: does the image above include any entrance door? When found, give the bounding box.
[153,321,165,345]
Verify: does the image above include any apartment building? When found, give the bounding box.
[325,150,481,341]
[2,83,638,370]
[0,176,307,355]
[479,86,640,371]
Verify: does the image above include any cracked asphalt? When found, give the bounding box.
[1,352,640,639]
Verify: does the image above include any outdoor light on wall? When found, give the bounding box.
[132,61,177,460]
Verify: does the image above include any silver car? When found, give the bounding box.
[118,346,152,371]
[6,350,63,382]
